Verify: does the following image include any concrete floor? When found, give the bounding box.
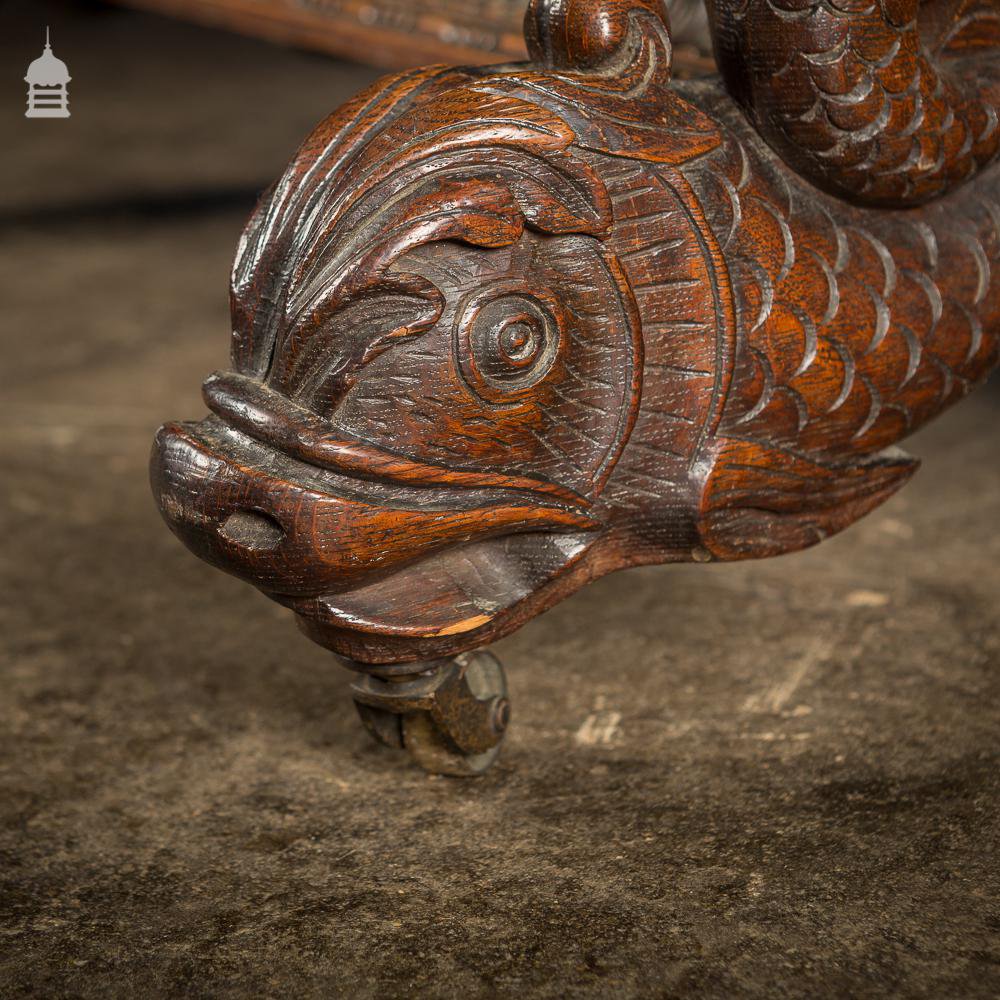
[2,4,999,998]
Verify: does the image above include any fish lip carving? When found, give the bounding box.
[150,368,602,603]
[150,415,600,603]
[201,369,592,513]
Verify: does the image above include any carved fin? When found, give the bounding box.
[697,438,919,560]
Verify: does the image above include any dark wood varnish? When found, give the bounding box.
[151,0,1000,772]
[111,0,714,73]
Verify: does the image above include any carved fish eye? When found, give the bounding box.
[455,289,561,406]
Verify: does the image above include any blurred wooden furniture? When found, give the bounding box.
[110,0,714,73]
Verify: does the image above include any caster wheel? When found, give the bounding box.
[402,651,508,776]
[350,650,510,777]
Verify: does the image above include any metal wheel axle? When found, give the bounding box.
[347,651,510,776]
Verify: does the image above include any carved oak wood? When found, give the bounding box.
[112,0,712,73]
[151,0,1000,774]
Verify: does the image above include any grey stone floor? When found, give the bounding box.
[2,4,998,998]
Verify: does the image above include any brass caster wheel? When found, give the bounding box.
[350,651,509,777]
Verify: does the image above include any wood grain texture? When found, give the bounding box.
[110,0,714,73]
[151,0,999,671]
[708,0,1000,205]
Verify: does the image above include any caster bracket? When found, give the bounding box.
[348,652,510,775]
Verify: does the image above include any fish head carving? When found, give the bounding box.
[150,68,647,648]
[149,3,732,658]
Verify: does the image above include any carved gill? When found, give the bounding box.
[706,0,1000,206]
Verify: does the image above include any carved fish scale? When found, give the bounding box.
[687,110,1000,452]
[709,0,1000,205]
[150,0,1000,773]
[681,96,1000,556]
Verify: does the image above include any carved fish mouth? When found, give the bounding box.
[202,371,589,508]
[150,374,598,602]
[278,528,595,661]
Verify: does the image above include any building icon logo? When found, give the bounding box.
[25,28,71,119]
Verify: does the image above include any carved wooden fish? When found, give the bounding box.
[152,0,999,672]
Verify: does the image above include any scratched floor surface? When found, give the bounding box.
[2,4,999,998]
